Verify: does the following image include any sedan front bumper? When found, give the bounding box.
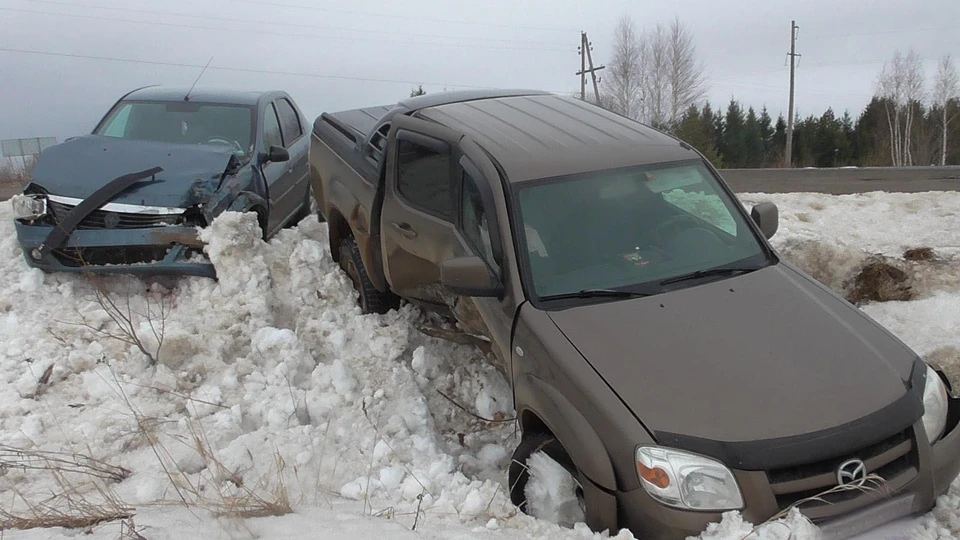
[15,220,216,278]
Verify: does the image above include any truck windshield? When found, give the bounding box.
[514,160,771,299]
[94,100,255,158]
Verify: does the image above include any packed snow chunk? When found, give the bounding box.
[18,267,44,292]
[379,464,406,490]
[460,489,488,518]
[187,383,223,417]
[340,476,382,500]
[477,443,507,467]
[693,508,820,540]
[411,346,440,378]
[524,451,585,528]
[329,359,357,398]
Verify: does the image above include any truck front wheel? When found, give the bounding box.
[508,432,587,529]
[339,236,399,315]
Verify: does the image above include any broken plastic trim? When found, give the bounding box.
[34,166,164,260]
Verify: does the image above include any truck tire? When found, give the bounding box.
[339,236,399,314]
[508,432,586,527]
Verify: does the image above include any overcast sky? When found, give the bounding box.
[2,0,959,144]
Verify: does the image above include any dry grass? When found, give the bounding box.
[0,453,133,531]
[904,246,937,261]
[845,257,914,304]
[0,158,30,187]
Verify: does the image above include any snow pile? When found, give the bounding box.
[524,452,585,529]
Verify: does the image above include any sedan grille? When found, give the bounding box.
[48,200,183,230]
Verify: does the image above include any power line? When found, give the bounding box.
[223,0,578,33]
[24,0,570,48]
[1,7,570,52]
[0,46,504,89]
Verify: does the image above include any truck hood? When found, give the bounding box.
[29,135,239,208]
[547,264,920,449]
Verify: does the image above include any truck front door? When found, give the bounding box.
[380,116,460,305]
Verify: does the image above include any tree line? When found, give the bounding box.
[596,15,960,168]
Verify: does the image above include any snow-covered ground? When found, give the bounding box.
[0,190,959,540]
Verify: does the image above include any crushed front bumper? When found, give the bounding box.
[14,220,216,278]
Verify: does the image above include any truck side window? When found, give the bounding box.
[396,138,452,220]
[367,123,390,163]
[461,172,499,274]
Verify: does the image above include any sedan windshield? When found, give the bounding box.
[95,100,255,158]
[514,160,771,299]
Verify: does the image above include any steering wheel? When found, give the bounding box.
[203,137,243,154]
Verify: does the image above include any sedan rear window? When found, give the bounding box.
[95,100,255,158]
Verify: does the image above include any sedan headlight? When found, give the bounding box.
[11,194,48,220]
[922,364,949,443]
[636,446,743,511]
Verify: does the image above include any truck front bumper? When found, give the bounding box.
[14,220,216,278]
[614,397,960,540]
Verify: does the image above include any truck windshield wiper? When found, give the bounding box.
[660,266,763,286]
[541,289,653,301]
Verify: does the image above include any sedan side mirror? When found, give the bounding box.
[262,145,290,164]
[751,201,779,239]
[441,256,503,298]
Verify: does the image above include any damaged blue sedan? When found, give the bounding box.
[11,86,314,278]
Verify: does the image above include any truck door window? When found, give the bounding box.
[275,98,303,146]
[396,138,452,221]
[366,123,390,164]
[263,103,284,149]
[461,171,499,273]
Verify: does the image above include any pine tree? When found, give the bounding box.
[721,99,747,167]
[744,107,763,167]
[771,115,787,166]
[674,104,723,167]
[759,107,774,166]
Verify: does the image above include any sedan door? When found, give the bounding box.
[273,97,310,224]
[259,102,287,234]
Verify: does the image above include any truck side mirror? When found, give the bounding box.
[440,256,503,298]
[751,202,779,239]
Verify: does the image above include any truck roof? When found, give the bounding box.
[417,93,697,184]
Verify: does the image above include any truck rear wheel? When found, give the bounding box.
[339,236,399,315]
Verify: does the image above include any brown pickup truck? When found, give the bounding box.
[308,89,960,539]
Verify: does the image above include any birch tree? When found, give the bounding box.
[932,54,959,165]
[644,23,671,128]
[667,16,707,129]
[876,49,925,166]
[602,15,646,119]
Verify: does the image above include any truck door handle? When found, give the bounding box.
[391,221,418,238]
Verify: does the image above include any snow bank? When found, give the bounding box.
[1,190,960,540]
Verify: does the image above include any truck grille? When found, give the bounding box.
[766,428,917,512]
[49,200,181,230]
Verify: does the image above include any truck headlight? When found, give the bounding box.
[11,194,48,220]
[636,446,744,511]
[922,364,949,444]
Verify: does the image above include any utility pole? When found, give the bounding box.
[785,20,800,168]
[576,32,605,103]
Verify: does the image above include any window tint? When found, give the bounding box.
[263,104,283,149]
[101,104,132,137]
[396,137,451,220]
[275,98,302,145]
[461,172,498,273]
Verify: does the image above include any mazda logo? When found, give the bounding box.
[836,459,867,487]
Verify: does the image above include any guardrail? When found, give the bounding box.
[719,166,960,194]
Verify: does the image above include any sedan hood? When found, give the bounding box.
[29,135,239,208]
[547,264,920,448]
